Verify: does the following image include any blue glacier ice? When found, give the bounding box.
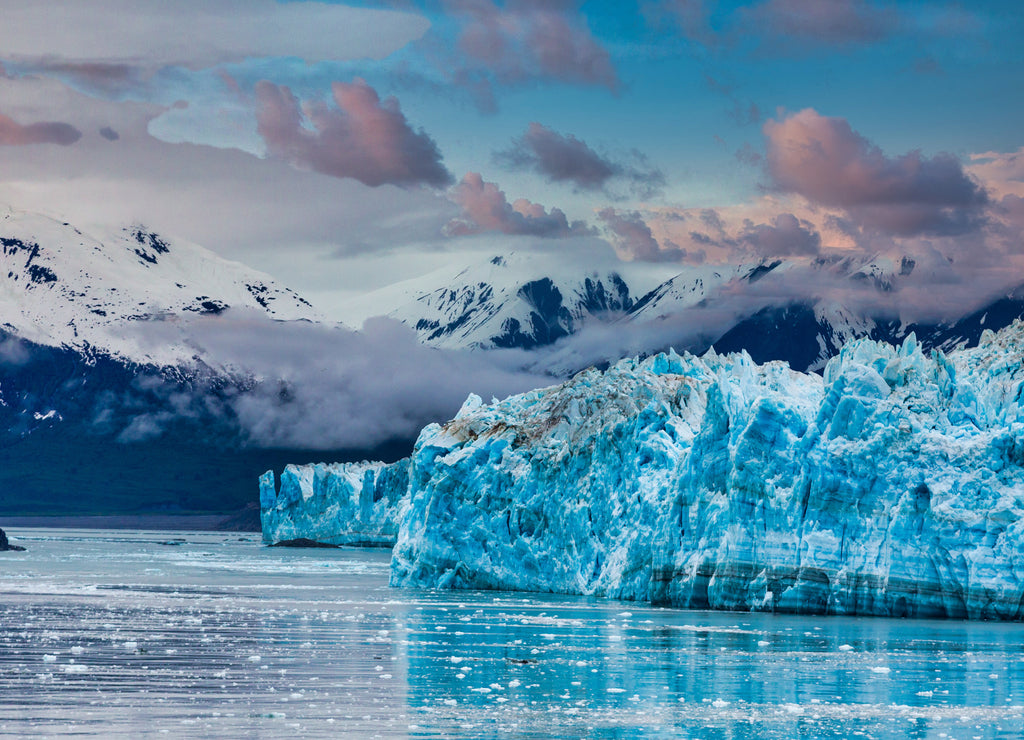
[388,324,1024,620]
[260,460,408,547]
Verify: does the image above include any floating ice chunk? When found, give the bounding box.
[42,654,56,663]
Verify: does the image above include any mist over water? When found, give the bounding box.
[1,529,1023,739]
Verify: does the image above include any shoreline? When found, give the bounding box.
[0,512,260,532]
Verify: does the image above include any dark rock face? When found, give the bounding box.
[713,304,826,372]
[708,287,1024,374]
[0,528,26,551]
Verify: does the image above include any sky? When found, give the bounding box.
[0,0,1022,320]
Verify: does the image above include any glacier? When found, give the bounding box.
[387,323,1024,620]
[260,460,409,547]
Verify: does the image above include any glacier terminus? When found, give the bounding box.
[261,322,1024,620]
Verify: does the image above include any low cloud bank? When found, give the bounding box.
[119,313,549,450]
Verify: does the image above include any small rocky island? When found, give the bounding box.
[0,528,25,552]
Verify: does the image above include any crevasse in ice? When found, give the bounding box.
[389,323,1024,620]
[260,460,408,546]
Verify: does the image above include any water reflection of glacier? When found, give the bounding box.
[1,529,1022,739]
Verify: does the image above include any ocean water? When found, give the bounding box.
[1,529,1022,739]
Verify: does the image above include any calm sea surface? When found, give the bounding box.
[0,528,1022,739]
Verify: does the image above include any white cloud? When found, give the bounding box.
[123,311,549,449]
[1,1,429,69]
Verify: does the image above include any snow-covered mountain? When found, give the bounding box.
[0,207,344,519]
[0,207,321,366]
[343,250,680,350]
[345,248,1024,374]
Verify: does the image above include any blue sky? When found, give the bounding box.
[0,0,1021,314]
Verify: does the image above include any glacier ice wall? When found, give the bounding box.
[391,324,1024,620]
[260,460,408,546]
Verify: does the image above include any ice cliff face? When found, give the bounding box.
[260,460,408,547]
[390,323,1024,620]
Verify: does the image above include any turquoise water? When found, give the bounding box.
[1,529,1022,738]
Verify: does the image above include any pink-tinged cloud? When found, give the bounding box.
[969,147,1024,199]
[446,172,593,237]
[995,195,1024,237]
[503,122,614,187]
[764,108,988,236]
[598,207,690,262]
[443,0,618,109]
[496,122,665,196]
[737,0,900,49]
[740,213,821,256]
[0,111,81,146]
[255,79,452,188]
[656,206,822,259]
[648,0,980,60]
